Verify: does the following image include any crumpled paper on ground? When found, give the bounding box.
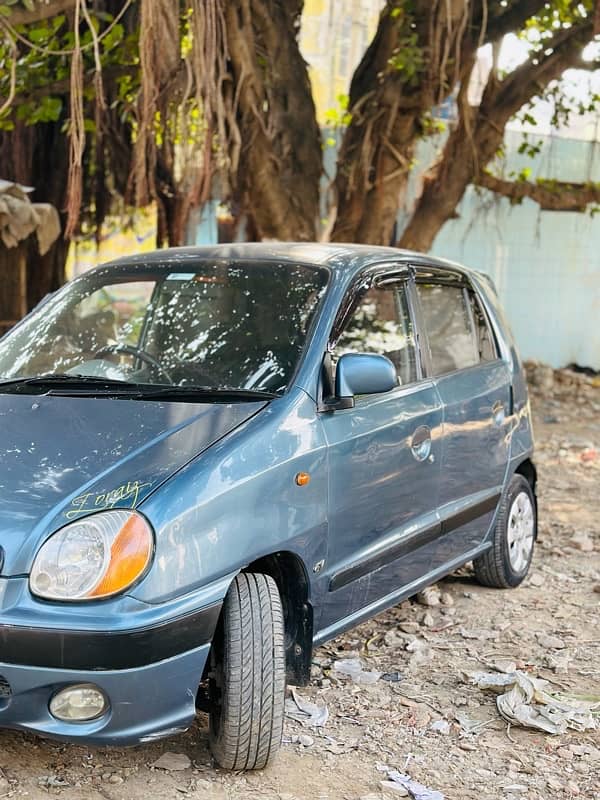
[333,657,382,685]
[285,688,329,727]
[377,763,444,800]
[469,670,599,734]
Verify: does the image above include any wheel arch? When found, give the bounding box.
[242,551,313,686]
[514,457,537,494]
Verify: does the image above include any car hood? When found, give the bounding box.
[0,392,266,575]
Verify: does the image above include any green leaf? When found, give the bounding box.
[28,27,49,43]
[50,14,66,33]
[101,22,124,51]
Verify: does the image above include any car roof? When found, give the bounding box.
[97,242,480,282]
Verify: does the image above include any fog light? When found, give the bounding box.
[49,684,108,722]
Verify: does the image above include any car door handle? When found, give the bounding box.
[411,425,432,462]
[492,401,505,427]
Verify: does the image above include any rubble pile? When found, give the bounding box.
[525,361,600,471]
[525,360,600,421]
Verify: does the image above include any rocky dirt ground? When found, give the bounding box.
[0,365,599,800]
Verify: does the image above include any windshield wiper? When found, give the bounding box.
[121,386,279,402]
[0,376,277,401]
[0,374,138,393]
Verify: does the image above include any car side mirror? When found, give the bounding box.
[335,353,397,401]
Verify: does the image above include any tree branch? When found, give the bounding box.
[7,0,75,26]
[476,172,600,211]
[482,0,547,43]
[396,9,599,252]
[570,56,600,71]
[482,17,596,121]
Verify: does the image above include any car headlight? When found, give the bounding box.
[30,510,154,601]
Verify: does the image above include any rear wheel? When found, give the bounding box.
[474,474,537,588]
[208,573,285,770]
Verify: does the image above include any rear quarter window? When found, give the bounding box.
[415,277,500,377]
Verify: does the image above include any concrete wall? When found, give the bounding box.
[404,132,600,369]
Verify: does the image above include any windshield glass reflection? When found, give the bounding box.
[0,261,328,394]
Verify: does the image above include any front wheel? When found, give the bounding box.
[208,573,286,770]
[474,474,537,588]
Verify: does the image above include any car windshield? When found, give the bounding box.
[0,260,328,395]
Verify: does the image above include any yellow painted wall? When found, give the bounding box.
[66,207,157,279]
[300,0,384,121]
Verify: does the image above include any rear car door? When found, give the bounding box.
[413,267,511,559]
[317,268,443,635]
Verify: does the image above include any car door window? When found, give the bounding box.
[333,282,418,385]
[416,283,480,376]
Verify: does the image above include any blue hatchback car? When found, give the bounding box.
[0,244,536,769]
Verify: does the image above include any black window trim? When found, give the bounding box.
[464,284,501,363]
[328,263,412,346]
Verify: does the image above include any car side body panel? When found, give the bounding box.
[466,270,536,482]
[433,361,511,556]
[318,380,443,631]
[134,387,329,608]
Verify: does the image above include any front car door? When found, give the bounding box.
[316,266,443,638]
[412,266,511,561]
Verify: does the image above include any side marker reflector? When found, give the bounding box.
[295,472,311,487]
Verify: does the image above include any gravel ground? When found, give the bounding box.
[1,367,599,800]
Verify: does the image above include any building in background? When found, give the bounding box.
[300,0,384,121]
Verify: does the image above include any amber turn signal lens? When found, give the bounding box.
[295,472,311,486]
[89,514,153,598]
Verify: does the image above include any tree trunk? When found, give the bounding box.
[397,102,492,252]
[26,230,69,308]
[225,0,322,241]
[0,119,70,309]
[330,1,476,245]
[0,245,27,336]
[330,0,557,246]
[156,190,194,248]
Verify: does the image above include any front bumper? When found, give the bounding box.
[0,643,211,745]
[0,579,225,746]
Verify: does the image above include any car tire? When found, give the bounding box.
[473,474,537,589]
[208,572,285,771]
